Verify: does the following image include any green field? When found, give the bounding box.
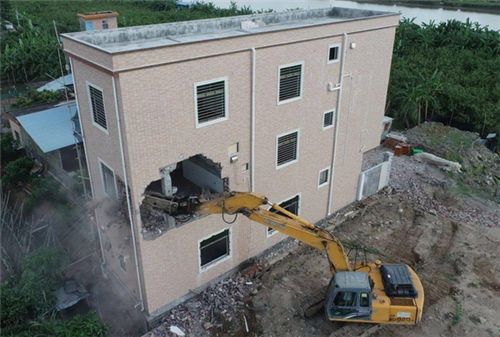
[3,0,253,34]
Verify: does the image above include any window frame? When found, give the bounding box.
[327,44,341,64]
[275,129,300,170]
[323,109,335,130]
[267,193,301,237]
[277,61,304,105]
[198,227,232,272]
[98,158,118,199]
[86,82,109,135]
[102,20,109,29]
[318,167,330,188]
[194,77,229,128]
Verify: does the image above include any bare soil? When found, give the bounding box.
[146,146,500,337]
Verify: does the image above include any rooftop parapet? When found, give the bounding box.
[63,7,398,53]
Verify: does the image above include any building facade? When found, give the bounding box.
[62,7,398,320]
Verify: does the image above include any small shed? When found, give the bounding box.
[78,11,118,31]
[13,101,84,179]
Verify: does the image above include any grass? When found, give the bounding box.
[452,301,463,325]
[8,0,253,34]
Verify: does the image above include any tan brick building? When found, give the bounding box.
[62,7,398,320]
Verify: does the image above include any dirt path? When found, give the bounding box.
[147,149,500,337]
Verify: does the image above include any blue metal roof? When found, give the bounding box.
[17,102,80,153]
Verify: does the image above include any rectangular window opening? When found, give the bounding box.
[100,161,117,199]
[328,45,340,63]
[88,84,107,131]
[200,228,230,269]
[319,168,330,188]
[196,79,227,126]
[278,63,303,103]
[323,110,335,129]
[276,131,299,167]
[268,194,300,235]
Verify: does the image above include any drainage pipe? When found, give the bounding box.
[250,47,256,192]
[112,76,145,312]
[69,58,94,198]
[327,33,348,216]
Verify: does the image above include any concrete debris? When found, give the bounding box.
[169,325,185,336]
[414,152,462,172]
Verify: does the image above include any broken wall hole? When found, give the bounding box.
[140,154,228,240]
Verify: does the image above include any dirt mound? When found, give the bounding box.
[406,122,499,197]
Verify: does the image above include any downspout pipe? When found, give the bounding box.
[250,48,256,192]
[69,58,94,198]
[327,33,348,216]
[112,76,145,312]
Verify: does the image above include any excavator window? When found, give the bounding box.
[360,292,370,307]
[333,291,357,307]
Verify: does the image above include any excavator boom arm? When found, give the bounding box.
[195,192,351,272]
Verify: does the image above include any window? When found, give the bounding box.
[102,20,109,29]
[278,63,303,103]
[323,110,335,129]
[360,292,370,307]
[100,160,117,198]
[276,130,299,168]
[195,78,227,127]
[199,228,230,269]
[318,167,330,188]
[334,291,357,307]
[268,194,300,235]
[328,44,341,63]
[85,21,94,31]
[88,84,107,131]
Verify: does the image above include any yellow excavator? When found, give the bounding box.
[157,191,424,325]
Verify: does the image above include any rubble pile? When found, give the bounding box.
[363,148,499,228]
[148,263,268,337]
[406,122,499,196]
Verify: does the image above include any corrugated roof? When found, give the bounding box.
[37,74,73,92]
[17,102,79,153]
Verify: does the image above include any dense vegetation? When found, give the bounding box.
[0,248,107,337]
[387,19,499,136]
[0,1,498,135]
[0,0,251,82]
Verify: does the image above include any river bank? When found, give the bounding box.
[354,0,500,14]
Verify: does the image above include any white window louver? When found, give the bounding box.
[279,64,302,102]
[196,80,226,124]
[277,131,298,166]
[89,85,107,130]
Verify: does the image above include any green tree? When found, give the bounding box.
[0,248,108,336]
[2,157,34,187]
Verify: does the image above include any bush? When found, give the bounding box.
[0,248,108,336]
[1,133,21,164]
[2,156,34,187]
[25,176,66,211]
[12,89,63,108]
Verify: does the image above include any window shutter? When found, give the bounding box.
[89,86,107,130]
[277,131,298,166]
[196,80,226,124]
[279,64,302,102]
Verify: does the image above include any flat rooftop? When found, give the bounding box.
[62,7,398,54]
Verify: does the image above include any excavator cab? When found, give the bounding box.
[325,271,373,321]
